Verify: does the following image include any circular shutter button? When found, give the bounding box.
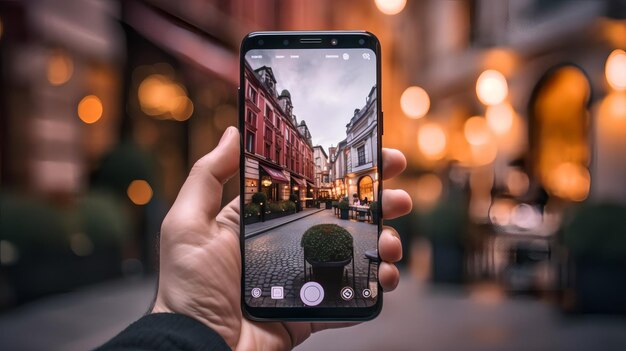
[300,282,324,306]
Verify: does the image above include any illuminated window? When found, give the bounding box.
[357,145,366,166]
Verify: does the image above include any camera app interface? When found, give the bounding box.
[244,48,378,308]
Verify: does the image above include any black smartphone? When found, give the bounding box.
[239,31,382,321]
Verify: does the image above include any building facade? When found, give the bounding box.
[313,145,332,199]
[243,61,315,204]
[328,85,378,202]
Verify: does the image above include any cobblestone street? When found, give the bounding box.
[245,209,378,307]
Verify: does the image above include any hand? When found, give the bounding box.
[152,127,412,351]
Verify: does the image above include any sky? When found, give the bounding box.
[246,48,376,154]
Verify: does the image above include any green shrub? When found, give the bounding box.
[268,202,283,213]
[251,192,267,205]
[244,203,260,218]
[281,200,296,212]
[563,203,626,261]
[338,199,350,210]
[301,224,353,262]
[289,194,299,203]
[369,201,378,213]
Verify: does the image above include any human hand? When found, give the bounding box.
[152,126,412,350]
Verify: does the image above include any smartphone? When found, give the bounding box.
[239,31,382,321]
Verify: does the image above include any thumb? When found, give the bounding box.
[172,126,240,218]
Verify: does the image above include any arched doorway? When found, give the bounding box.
[357,175,374,202]
[529,64,591,202]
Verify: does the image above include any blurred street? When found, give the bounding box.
[1,273,626,351]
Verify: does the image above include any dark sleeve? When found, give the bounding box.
[95,313,231,351]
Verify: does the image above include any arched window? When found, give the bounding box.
[358,175,374,202]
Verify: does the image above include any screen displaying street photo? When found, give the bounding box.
[243,48,379,308]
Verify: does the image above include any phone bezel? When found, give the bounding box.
[239,31,383,321]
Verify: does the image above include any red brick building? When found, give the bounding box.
[243,61,315,204]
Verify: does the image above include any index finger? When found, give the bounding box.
[382,148,406,180]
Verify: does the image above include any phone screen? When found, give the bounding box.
[242,45,379,311]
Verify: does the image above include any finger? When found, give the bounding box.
[379,262,400,291]
[215,196,240,237]
[310,322,360,334]
[382,189,412,219]
[172,127,240,218]
[382,148,406,180]
[379,226,402,263]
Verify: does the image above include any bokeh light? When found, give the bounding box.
[418,123,447,160]
[77,95,103,124]
[127,179,153,205]
[605,49,626,91]
[546,162,590,201]
[464,116,491,145]
[374,0,407,15]
[414,173,442,209]
[506,168,530,197]
[476,69,508,105]
[401,86,430,119]
[138,73,192,121]
[485,102,515,135]
[489,198,517,226]
[47,49,73,86]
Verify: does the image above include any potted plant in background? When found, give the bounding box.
[369,200,379,223]
[289,194,301,212]
[252,192,267,222]
[281,200,296,214]
[338,198,350,220]
[418,191,468,284]
[562,202,626,314]
[332,200,339,216]
[325,198,333,210]
[301,224,354,296]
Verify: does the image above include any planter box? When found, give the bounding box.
[340,208,350,220]
[431,242,464,284]
[244,216,260,225]
[571,257,626,314]
[308,257,351,297]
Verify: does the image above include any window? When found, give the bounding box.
[264,126,273,141]
[265,105,274,124]
[357,145,366,166]
[247,86,257,104]
[275,149,280,164]
[246,109,257,125]
[246,132,255,153]
[265,142,271,159]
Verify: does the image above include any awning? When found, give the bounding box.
[260,165,289,183]
[291,177,306,187]
[307,182,315,188]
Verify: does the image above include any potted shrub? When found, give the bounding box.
[252,192,267,221]
[562,203,626,314]
[301,224,353,296]
[338,199,350,220]
[289,194,301,212]
[369,201,379,223]
[418,193,468,284]
[325,199,333,210]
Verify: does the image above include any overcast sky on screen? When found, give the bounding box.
[247,48,376,153]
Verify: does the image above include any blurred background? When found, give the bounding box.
[1,0,626,350]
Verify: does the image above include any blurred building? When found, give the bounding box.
[313,145,332,199]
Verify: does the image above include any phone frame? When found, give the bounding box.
[239,31,383,321]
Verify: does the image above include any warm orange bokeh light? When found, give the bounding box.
[77,95,103,124]
[418,123,447,160]
[464,116,491,145]
[47,50,74,86]
[507,168,530,197]
[415,173,442,210]
[470,140,498,166]
[489,198,517,226]
[605,49,626,91]
[138,73,191,121]
[374,0,407,15]
[476,69,508,105]
[599,92,626,119]
[127,179,153,205]
[546,162,590,202]
[401,86,430,119]
[486,102,514,135]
